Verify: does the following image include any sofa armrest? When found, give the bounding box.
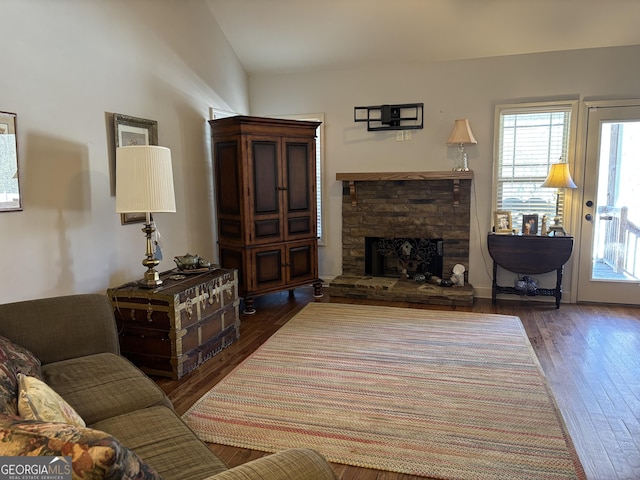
[0,294,119,364]
[205,449,337,480]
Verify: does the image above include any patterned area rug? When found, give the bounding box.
[183,303,585,479]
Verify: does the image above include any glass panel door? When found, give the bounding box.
[577,102,640,304]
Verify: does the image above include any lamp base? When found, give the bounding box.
[137,218,164,288]
[547,214,567,236]
[548,225,567,236]
[452,145,469,172]
[138,269,163,288]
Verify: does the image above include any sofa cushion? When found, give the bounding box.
[0,414,162,479]
[0,335,42,416]
[92,405,227,480]
[42,352,172,425]
[17,374,85,427]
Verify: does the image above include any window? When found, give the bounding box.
[280,113,325,245]
[210,108,239,120]
[493,101,578,232]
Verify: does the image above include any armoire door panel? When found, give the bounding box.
[252,141,279,215]
[288,217,311,235]
[215,142,241,215]
[285,142,311,212]
[289,244,313,280]
[219,219,242,239]
[254,218,280,239]
[254,249,283,286]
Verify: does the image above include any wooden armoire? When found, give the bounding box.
[209,116,322,314]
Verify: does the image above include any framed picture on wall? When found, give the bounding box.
[0,111,21,212]
[114,113,158,148]
[113,113,158,224]
[494,210,512,234]
[522,214,539,235]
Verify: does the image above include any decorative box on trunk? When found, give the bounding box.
[107,268,239,379]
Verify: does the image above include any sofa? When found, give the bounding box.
[0,293,338,480]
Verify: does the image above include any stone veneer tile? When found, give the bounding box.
[340,179,471,280]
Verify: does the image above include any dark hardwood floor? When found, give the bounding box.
[155,287,640,480]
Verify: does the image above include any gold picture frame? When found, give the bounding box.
[0,111,21,212]
[494,210,512,234]
[113,113,158,224]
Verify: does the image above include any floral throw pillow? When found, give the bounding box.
[0,335,42,416]
[0,414,163,480]
[17,374,86,427]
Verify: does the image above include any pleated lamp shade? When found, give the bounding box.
[116,146,176,213]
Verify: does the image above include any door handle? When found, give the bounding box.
[586,200,594,207]
[585,214,593,221]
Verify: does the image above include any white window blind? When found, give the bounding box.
[494,102,577,232]
[314,121,323,243]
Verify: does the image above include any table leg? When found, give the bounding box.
[555,266,563,309]
[492,261,498,305]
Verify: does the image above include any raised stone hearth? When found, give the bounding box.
[329,171,474,305]
[329,275,474,307]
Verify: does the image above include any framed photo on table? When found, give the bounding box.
[494,210,512,234]
[113,113,158,224]
[522,214,539,235]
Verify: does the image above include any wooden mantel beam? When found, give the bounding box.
[336,171,473,206]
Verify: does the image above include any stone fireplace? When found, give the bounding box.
[328,171,474,306]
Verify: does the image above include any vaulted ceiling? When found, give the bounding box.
[206,0,640,75]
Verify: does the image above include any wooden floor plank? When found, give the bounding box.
[155,289,640,480]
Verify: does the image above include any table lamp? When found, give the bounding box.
[540,159,577,236]
[447,119,477,171]
[116,145,176,287]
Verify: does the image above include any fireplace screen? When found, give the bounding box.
[365,237,443,278]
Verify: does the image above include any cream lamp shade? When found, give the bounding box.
[447,119,477,171]
[540,161,577,236]
[447,119,477,146]
[540,162,578,189]
[116,145,176,214]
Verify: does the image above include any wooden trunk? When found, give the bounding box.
[107,268,239,379]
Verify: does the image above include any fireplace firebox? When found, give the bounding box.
[365,237,443,279]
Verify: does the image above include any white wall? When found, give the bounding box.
[249,45,640,299]
[3,1,639,304]
[0,0,248,303]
